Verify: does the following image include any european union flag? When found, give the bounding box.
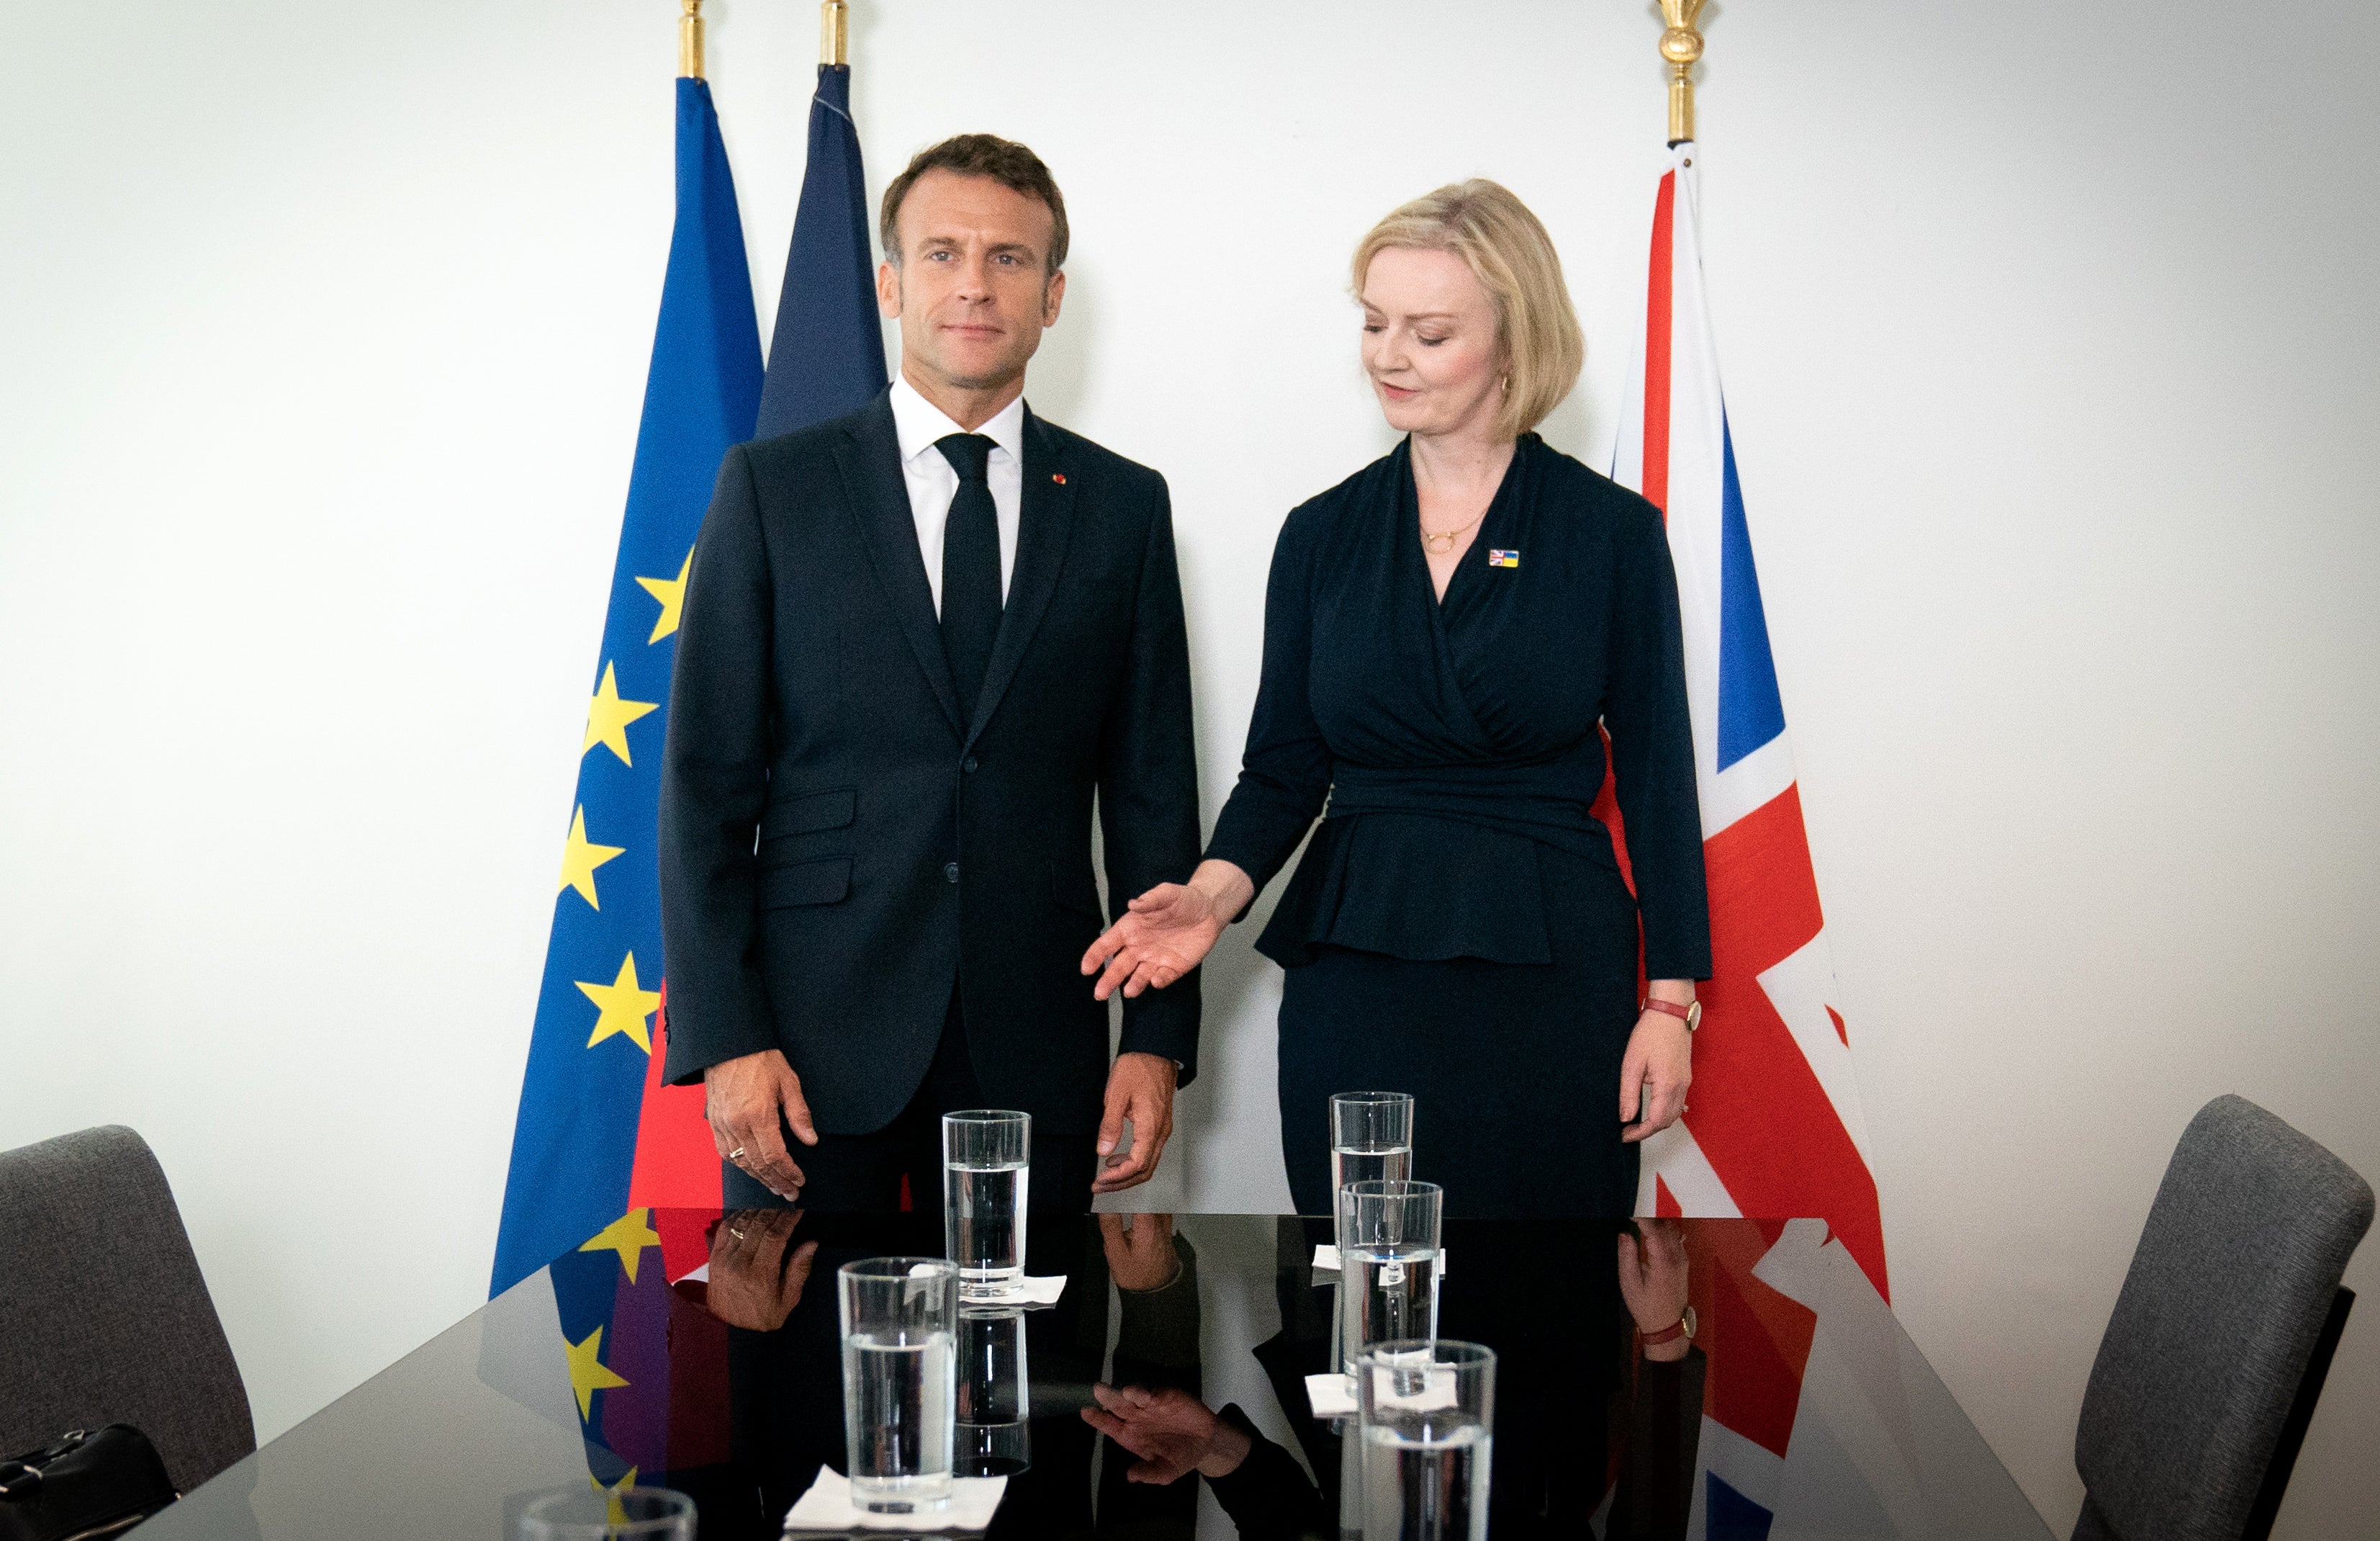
[544,1208,729,1493]
[490,76,764,1297]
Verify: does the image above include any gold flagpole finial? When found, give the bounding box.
[821,0,849,68]
[1659,0,1709,145]
[678,0,705,79]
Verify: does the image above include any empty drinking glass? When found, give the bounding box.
[943,1110,1030,1299]
[517,1485,695,1540]
[955,1305,1031,1477]
[1330,1092,1415,1200]
[1356,1339,1495,1541]
[1338,1181,1443,1373]
[839,1257,959,1513]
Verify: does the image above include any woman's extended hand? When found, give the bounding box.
[1081,860,1253,1001]
[1080,1384,1251,1483]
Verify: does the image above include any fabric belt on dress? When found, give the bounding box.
[1319,764,1619,870]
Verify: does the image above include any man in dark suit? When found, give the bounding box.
[658,135,1201,1210]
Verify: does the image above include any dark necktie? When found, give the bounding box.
[935,433,1001,722]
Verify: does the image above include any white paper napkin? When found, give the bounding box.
[1359,1361,1461,1411]
[1304,1372,1357,1418]
[1304,1365,1460,1418]
[1311,1244,1447,1277]
[681,1266,1062,1300]
[783,1470,1007,1532]
[967,1275,1066,1306]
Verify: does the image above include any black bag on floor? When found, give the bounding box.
[0,1426,177,1541]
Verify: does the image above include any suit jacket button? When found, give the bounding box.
[943,861,960,884]
[963,756,979,773]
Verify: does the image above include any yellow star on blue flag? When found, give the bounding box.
[564,1324,630,1420]
[577,1210,662,1282]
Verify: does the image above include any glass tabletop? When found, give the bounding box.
[137,1210,2053,1540]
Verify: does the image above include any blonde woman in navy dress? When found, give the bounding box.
[1083,181,1711,1218]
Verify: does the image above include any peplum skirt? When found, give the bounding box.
[1274,819,1646,1220]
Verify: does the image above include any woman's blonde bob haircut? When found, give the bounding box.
[1352,179,1585,442]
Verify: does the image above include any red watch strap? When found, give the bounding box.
[1640,1316,1690,1347]
[1641,997,1693,1023]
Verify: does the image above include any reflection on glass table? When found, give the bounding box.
[955,1305,1029,1478]
[128,1211,2055,1541]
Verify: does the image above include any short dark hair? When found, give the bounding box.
[878,134,1069,276]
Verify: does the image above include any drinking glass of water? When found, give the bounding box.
[1356,1339,1495,1541]
[942,1110,1030,1300]
[517,1485,695,1540]
[1330,1092,1415,1198]
[838,1257,959,1514]
[955,1305,1031,1477]
[1338,1180,1443,1373]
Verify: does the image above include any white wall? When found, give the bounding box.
[3,1,2374,1534]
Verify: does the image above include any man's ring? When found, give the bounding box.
[728,1146,747,1162]
[729,1226,747,1241]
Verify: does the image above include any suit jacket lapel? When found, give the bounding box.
[967,408,1075,747]
[837,395,964,735]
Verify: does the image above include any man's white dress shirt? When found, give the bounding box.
[887,374,1024,615]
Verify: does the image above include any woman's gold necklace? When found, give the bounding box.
[1420,513,1484,555]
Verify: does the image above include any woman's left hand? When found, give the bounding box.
[1618,1219,1694,1361]
[1618,1010,1692,1144]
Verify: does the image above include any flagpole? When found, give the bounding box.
[678,0,704,79]
[821,0,848,67]
[1658,0,1708,145]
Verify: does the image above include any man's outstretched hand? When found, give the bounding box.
[703,1048,817,1199]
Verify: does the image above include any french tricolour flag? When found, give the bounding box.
[1610,140,1889,1303]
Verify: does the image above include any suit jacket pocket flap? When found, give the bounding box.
[758,856,851,909]
[760,786,857,840]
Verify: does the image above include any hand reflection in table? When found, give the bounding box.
[1085,1218,1707,1541]
[705,1209,820,1333]
[690,1206,1200,1540]
[679,1210,1700,1540]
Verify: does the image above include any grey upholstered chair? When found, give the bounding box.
[2072,1094,2371,1541]
[0,1125,254,1493]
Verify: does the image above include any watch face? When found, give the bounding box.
[1682,1304,1698,1340]
[1685,999,1703,1032]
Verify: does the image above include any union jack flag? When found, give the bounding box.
[1607,140,1889,1304]
[1641,1220,2043,1539]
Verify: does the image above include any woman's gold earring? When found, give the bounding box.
[1500,374,1511,393]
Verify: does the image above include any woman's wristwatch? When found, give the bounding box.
[1640,1305,1698,1347]
[1641,997,1703,1031]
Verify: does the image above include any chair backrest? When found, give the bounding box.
[0,1126,254,1493]
[2074,1094,2373,1541]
